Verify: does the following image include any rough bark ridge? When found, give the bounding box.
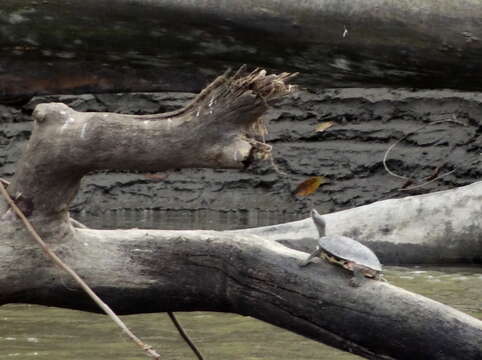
[0,70,481,360]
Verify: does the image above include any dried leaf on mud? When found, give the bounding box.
[294,176,327,196]
[315,121,334,132]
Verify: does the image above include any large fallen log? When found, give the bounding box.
[2,0,482,101]
[0,69,481,359]
[2,227,481,360]
[241,181,482,264]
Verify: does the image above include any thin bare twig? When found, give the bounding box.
[269,155,288,176]
[400,169,456,191]
[167,312,205,360]
[383,119,465,190]
[0,182,161,359]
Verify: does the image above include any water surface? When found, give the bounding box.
[1,266,480,359]
[1,212,481,359]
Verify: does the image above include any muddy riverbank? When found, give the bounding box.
[0,88,480,227]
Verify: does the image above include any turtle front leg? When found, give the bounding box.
[375,273,388,283]
[298,247,322,267]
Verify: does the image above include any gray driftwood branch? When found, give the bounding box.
[241,181,482,265]
[0,69,481,360]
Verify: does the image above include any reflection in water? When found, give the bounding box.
[1,212,481,359]
[75,209,303,231]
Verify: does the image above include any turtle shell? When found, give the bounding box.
[318,235,382,272]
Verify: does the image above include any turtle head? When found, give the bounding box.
[311,209,326,237]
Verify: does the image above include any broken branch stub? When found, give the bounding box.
[7,68,296,218]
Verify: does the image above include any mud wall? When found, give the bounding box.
[0,88,481,229]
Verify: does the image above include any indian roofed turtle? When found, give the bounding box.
[299,209,385,287]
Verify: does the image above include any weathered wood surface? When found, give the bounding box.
[0,69,481,359]
[240,181,482,264]
[2,0,482,101]
[2,226,481,360]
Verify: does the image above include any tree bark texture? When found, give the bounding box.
[0,69,481,359]
[2,0,482,101]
